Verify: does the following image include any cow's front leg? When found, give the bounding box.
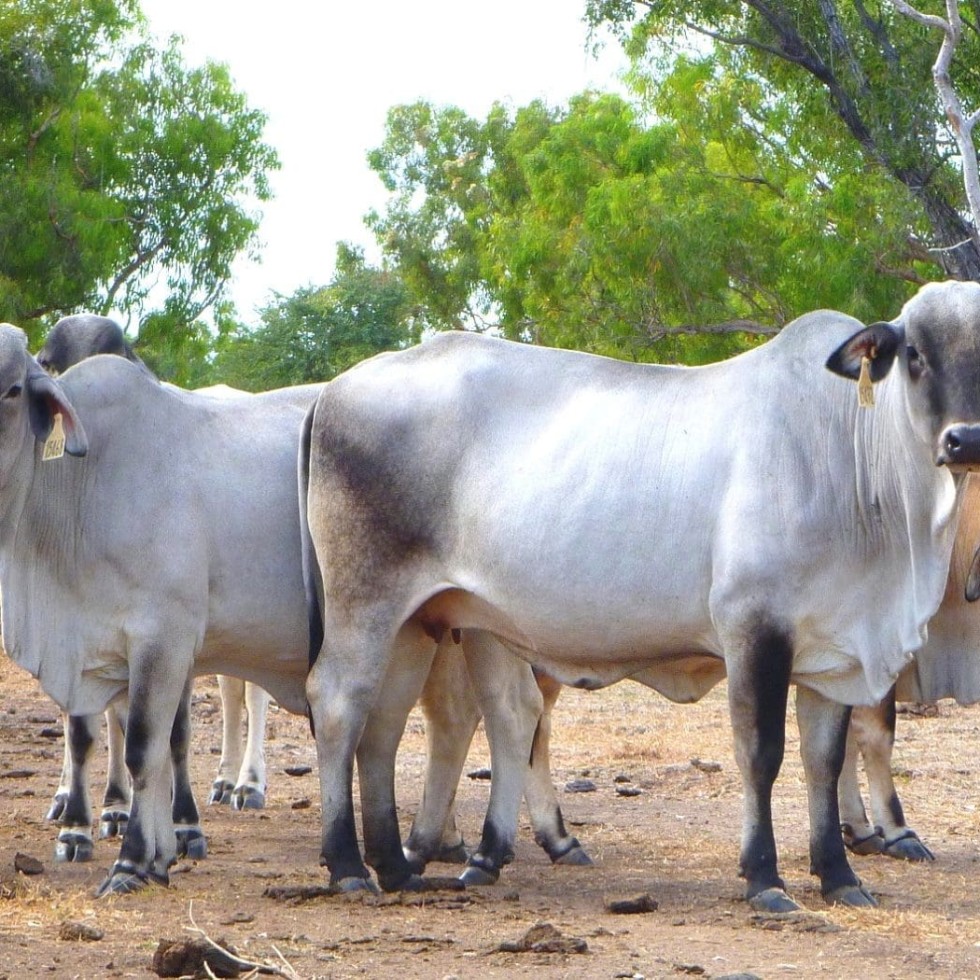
[357,625,438,891]
[50,713,97,863]
[97,650,186,897]
[726,621,796,912]
[796,685,876,907]
[850,694,932,862]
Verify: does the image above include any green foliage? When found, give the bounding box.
[210,244,419,390]
[585,0,980,281]
[0,0,278,346]
[367,77,927,365]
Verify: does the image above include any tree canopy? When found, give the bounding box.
[210,244,420,390]
[366,79,927,363]
[0,0,278,346]
[585,0,980,280]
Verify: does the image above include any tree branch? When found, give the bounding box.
[891,0,980,246]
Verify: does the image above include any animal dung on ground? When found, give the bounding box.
[59,919,104,942]
[151,937,241,978]
[604,893,659,915]
[496,922,588,954]
[13,852,43,875]
[565,778,598,793]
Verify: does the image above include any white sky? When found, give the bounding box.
[137,1,629,322]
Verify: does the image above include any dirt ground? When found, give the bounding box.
[2,655,980,980]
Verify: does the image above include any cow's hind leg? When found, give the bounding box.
[231,682,269,811]
[357,626,439,891]
[405,637,478,872]
[99,701,131,840]
[308,620,416,892]
[524,671,592,867]
[839,709,885,856]
[170,680,207,860]
[851,693,933,862]
[51,713,97,863]
[796,685,875,907]
[726,619,797,912]
[210,675,245,805]
[459,633,543,886]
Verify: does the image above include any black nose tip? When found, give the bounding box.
[940,424,980,466]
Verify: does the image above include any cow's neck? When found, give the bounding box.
[855,374,963,621]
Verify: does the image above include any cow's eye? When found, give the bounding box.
[907,345,924,381]
[3,383,22,400]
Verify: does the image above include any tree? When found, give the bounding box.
[0,0,278,344]
[211,244,419,390]
[585,0,980,281]
[367,88,924,363]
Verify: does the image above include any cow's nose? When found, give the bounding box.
[937,424,980,467]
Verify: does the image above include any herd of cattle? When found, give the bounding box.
[5,279,980,914]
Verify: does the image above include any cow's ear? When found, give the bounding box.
[25,362,88,457]
[966,545,980,603]
[825,321,902,384]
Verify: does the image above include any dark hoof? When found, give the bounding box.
[230,787,266,811]
[55,832,94,863]
[176,829,208,860]
[434,841,469,865]
[748,887,802,913]
[95,862,167,898]
[459,863,500,886]
[335,875,380,894]
[208,779,234,805]
[45,794,68,822]
[841,823,885,856]
[552,845,593,867]
[824,883,877,908]
[99,810,129,840]
[402,849,428,875]
[883,831,934,862]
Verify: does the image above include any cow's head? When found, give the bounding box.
[0,324,87,471]
[826,281,980,471]
[37,313,133,376]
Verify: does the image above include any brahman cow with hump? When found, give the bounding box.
[301,280,980,912]
[37,314,274,873]
[0,322,586,896]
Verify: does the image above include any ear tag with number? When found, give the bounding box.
[857,353,875,409]
[42,412,66,461]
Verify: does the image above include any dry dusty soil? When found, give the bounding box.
[2,655,980,979]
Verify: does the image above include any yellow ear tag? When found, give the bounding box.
[857,354,875,409]
[42,412,66,461]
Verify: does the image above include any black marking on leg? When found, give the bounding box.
[736,617,793,897]
[322,804,371,886]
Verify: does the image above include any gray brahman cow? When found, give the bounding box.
[37,314,273,872]
[300,280,980,912]
[0,321,586,895]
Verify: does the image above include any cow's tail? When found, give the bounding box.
[298,401,324,735]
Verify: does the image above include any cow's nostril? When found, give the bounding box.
[946,432,962,455]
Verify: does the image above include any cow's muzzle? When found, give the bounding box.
[937,423,980,469]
